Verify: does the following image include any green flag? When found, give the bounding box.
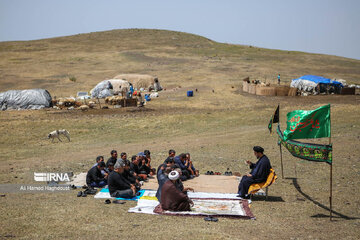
[277,125,332,164]
[283,104,331,140]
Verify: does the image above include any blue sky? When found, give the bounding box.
[0,0,359,59]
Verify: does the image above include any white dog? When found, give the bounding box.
[48,129,70,142]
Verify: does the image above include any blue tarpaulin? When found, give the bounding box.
[292,75,343,86]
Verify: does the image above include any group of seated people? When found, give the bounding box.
[86,150,155,193]
[86,149,199,209]
[156,150,199,211]
[86,146,271,211]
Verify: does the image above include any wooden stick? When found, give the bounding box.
[279,142,284,179]
[278,104,284,179]
[97,98,102,109]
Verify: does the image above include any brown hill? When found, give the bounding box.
[0,29,359,97]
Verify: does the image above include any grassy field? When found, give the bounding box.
[0,29,359,239]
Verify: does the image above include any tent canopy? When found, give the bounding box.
[90,79,131,98]
[0,89,52,110]
[90,80,113,98]
[292,75,343,86]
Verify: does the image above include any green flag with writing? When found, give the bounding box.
[283,104,331,141]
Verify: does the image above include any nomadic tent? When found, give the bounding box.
[0,89,52,111]
[90,80,113,98]
[291,75,343,93]
[113,74,162,91]
[90,79,131,98]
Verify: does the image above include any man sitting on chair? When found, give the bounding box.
[237,146,271,199]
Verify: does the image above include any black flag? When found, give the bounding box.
[268,105,279,133]
[273,105,279,123]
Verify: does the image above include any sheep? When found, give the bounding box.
[48,129,70,142]
[88,101,96,108]
[79,105,89,111]
[150,92,159,98]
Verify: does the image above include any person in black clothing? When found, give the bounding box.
[106,150,118,168]
[156,150,176,180]
[174,153,191,181]
[144,150,156,175]
[144,150,151,161]
[129,155,138,175]
[137,152,151,175]
[120,152,127,161]
[185,153,199,177]
[86,161,107,188]
[92,156,108,176]
[237,146,272,198]
[108,160,136,198]
[123,160,137,184]
[107,162,114,173]
[92,156,104,168]
[123,160,141,191]
[157,157,175,183]
[130,155,148,181]
[165,149,176,162]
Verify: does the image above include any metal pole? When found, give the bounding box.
[329,136,333,221]
[329,104,332,221]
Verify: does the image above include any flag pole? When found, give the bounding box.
[329,136,332,221]
[278,104,284,179]
[279,141,284,179]
[329,104,333,221]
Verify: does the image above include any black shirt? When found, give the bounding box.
[130,162,140,174]
[106,157,117,168]
[122,169,137,184]
[249,155,272,182]
[138,162,150,174]
[108,171,131,195]
[86,166,105,185]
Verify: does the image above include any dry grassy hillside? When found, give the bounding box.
[1,29,359,97]
[0,29,359,239]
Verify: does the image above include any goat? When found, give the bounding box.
[48,129,70,142]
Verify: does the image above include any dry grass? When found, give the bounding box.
[0,29,360,239]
